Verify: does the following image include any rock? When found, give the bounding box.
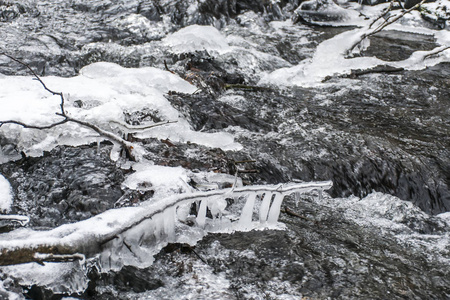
[0,144,125,227]
[293,0,359,25]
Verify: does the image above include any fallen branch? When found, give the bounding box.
[34,253,85,265]
[0,181,333,266]
[322,65,404,82]
[368,0,395,29]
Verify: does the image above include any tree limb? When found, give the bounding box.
[0,181,333,266]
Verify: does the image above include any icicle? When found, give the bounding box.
[267,192,284,225]
[163,206,176,241]
[238,192,257,229]
[196,199,208,228]
[153,213,163,240]
[259,193,271,223]
[294,191,301,207]
[318,188,323,201]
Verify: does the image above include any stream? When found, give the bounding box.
[0,0,449,299]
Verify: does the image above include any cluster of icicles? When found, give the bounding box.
[98,181,332,271]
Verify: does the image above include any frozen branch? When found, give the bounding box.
[109,120,178,133]
[0,181,332,266]
[0,215,30,227]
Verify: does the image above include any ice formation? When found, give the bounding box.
[0,181,332,274]
[0,62,241,159]
[260,7,450,87]
[163,24,231,54]
[0,174,12,213]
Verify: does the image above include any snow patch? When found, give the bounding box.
[260,16,450,87]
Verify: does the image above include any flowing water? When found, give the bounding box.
[0,0,449,299]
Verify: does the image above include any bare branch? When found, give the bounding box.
[65,115,136,160]
[1,53,66,114]
[0,119,69,130]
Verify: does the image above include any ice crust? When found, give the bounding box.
[0,62,241,158]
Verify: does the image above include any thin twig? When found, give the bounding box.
[0,119,69,130]
[1,53,66,114]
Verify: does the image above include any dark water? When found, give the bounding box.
[0,0,449,299]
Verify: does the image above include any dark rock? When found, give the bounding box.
[0,143,125,227]
[137,1,163,22]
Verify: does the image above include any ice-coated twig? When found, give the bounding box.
[109,120,178,133]
[0,53,138,160]
[423,46,450,60]
[368,0,395,29]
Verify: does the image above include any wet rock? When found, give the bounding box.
[137,1,163,22]
[141,138,234,174]
[363,30,438,61]
[168,92,274,132]
[190,199,450,299]
[293,0,357,25]
[0,143,125,227]
[88,266,164,295]
[0,1,38,22]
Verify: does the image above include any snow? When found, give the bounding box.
[163,25,231,55]
[0,174,13,213]
[0,62,241,158]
